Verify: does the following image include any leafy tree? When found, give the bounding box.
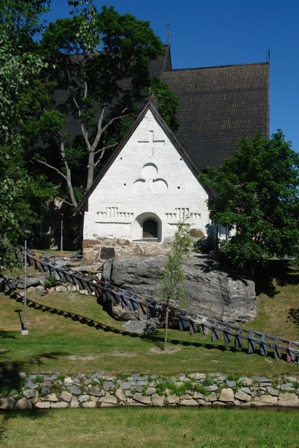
[160,221,192,351]
[0,1,50,142]
[0,0,54,271]
[33,5,178,207]
[0,143,51,273]
[200,131,299,279]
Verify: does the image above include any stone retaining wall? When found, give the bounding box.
[1,372,299,410]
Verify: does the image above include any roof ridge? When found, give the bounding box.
[166,61,269,73]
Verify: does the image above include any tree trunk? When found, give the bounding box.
[86,147,95,191]
[61,142,78,208]
[163,302,169,351]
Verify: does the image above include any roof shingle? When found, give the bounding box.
[159,58,269,170]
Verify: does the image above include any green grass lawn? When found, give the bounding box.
[1,261,299,447]
[1,262,299,377]
[1,407,299,448]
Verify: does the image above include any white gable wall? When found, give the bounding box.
[83,110,210,250]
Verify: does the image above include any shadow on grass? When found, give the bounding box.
[5,290,227,352]
[5,290,284,363]
[0,330,16,340]
[288,307,299,327]
[0,352,68,394]
[0,352,66,441]
[255,260,299,297]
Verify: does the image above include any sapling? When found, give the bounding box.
[160,220,192,351]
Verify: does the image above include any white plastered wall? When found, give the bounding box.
[83,110,211,243]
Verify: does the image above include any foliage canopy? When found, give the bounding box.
[0,0,54,272]
[200,131,299,278]
[33,5,178,207]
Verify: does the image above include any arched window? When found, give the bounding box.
[143,218,158,239]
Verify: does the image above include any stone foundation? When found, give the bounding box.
[82,237,174,263]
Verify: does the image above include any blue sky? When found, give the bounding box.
[45,0,299,152]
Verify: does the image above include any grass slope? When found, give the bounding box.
[0,262,298,377]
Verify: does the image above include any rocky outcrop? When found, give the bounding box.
[1,372,298,410]
[103,254,256,323]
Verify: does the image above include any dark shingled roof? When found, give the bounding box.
[56,46,269,178]
[159,58,269,170]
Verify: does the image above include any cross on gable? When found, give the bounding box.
[138,130,165,156]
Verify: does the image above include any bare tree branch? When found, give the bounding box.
[94,142,118,156]
[101,112,132,135]
[36,159,67,181]
[55,196,74,207]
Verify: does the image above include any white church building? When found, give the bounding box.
[78,99,211,261]
[77,48,269,262]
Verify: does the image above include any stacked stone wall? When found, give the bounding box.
[1,372,298,410]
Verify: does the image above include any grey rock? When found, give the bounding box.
[133,393,151,405]
[240,377,253,387]
[115,389,126,402]
[103,254,256,322]
[205,385,218,392]
[278,393,299,407]
[258,395,278,405]
[256,377,272,384]
[15,398,32,410]
[119,381,132,390]
[99,394,118,405]
[103,381,115,391]
[17,276,41,289]
[70,396,79,408]
[111,304,137,321]
[24,380,36,389]
[285,376,297,383]
[70,385,82,395]
[235,390,251,402]
[35,401,51,409]
[123,320,156,334]
[55,285,68,292]
[35,287,47,297]
[0,397,15,410]
[51,401,69,408]
[240,387,252,395]
[134,385,144,393]
[151,395,165,406]
[82,401,97,408]
[145,387,157,396]
[40,386,51,395]
[180,399,198,406]
[219,388,234,402]
[42,393,58,402]
[61,391,72,402]
[204,392,218,402]
[23,389,36,399]
[267,387,279,396]
[78,394,90,403]
[89,386,102,397]
[166,395,180,405]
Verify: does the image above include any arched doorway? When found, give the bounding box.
[143,218,158,239]
[132,212,162,241]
